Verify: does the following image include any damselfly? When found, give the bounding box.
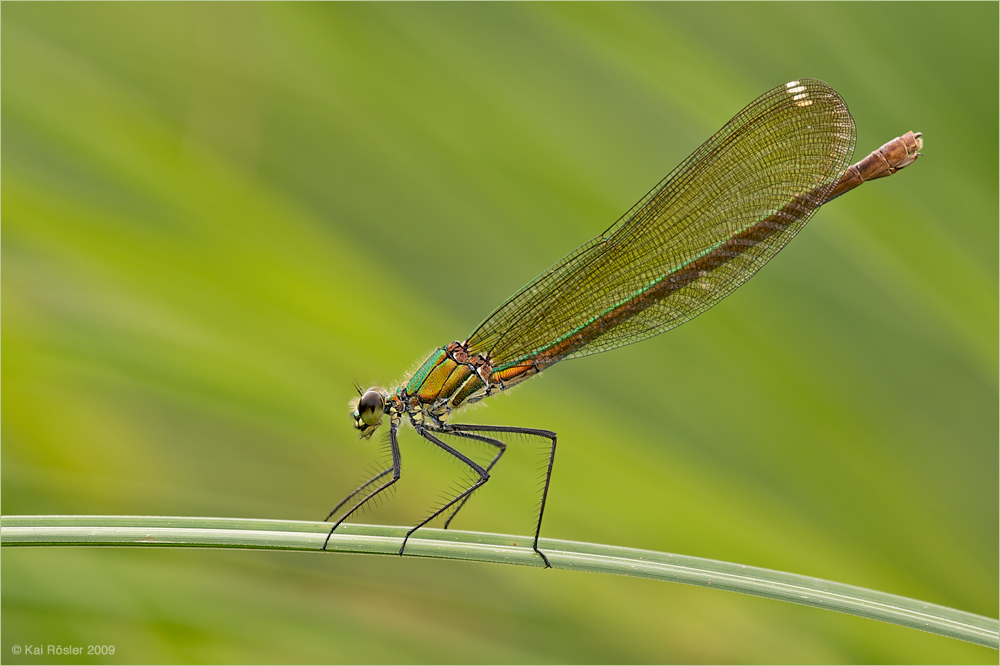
[324,79,923,566]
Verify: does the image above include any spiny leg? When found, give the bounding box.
[438,430,507,529]
[322,422,402,551]
[399,425,489,556]
[449,423,557,568]
[324,468,392,523]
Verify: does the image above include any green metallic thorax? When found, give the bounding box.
[405,346,486,410]
[393,341,546,432]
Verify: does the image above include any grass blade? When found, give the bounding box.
[3,514,996,649]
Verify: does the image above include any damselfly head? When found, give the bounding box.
[351,387,386,439]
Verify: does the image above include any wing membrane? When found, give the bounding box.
[466,79,856,371]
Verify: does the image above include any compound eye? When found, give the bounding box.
[357,389,384,427]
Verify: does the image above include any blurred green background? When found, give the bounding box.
[2,3,996,663]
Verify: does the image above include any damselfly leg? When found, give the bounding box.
[444,423,558,567]
[322,425,401,551]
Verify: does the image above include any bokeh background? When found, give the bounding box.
[3,3,996,664]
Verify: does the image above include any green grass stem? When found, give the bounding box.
[3,514,996,650]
